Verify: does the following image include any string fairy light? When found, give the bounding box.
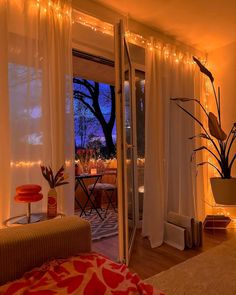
[73,10,113,36]
[10,160,42,168]
[72,10,206,66]
[33,0,71,18]
[16,3,210,178]
[30,2,206,65]
[11,160,72,168]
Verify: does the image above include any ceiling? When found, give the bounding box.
[95,0,236,52]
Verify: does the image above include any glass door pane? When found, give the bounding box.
[115,21,138,264]
[135,70,145,221]
[124,53,136,248]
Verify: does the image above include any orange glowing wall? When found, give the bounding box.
[207,42,236,217]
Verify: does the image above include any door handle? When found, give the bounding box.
[126,143,136,148]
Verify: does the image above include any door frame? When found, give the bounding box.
[115,21,141,264]
[115,20,126,263]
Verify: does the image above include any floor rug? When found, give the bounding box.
[145,237,236,295]
[75,209,118,241]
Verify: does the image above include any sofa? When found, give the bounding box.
[0,216,91,285]
[0,216,162,294]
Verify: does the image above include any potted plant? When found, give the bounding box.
[76,149,95,174]
[171,56,236,205]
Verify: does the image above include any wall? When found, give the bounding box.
[209,42,236,177]
[207,42,236,217]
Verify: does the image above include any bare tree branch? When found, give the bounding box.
[73,79,116,156]
[77,96,96,116]
[108,85,115,128]
[74,90,92,100]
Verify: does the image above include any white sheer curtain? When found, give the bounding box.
[142,44,201,247]
[0,0,74,225]
[0,0,11,224]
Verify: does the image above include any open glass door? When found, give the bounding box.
[115,21,138,264]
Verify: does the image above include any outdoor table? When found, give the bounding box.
[75,173,103,220]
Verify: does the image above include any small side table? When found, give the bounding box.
[75,173,103,219]
[4,213,65,227]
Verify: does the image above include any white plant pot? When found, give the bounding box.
[210,177,236,205]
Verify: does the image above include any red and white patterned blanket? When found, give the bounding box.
[0,252,164,295]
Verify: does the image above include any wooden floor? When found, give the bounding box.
[93,228,236,280]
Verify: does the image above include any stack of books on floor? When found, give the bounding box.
[203,215,231,229]
[164,211,202,251]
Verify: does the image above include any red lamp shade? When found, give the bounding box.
[14,193,43,203]
[14,184,43,224]
[15,184,43,203]
[16,184,42,195]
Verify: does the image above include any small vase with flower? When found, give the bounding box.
[40,165,69,217]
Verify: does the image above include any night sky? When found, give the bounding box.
[73,80,116,148]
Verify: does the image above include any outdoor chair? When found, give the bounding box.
[87,168,117,218]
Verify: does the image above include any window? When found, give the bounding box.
[73,51,116,158]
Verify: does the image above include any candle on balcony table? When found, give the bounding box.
[90,168,97,175]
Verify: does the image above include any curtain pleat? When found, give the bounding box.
[0,0,74,225]
[142,45,201,247]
